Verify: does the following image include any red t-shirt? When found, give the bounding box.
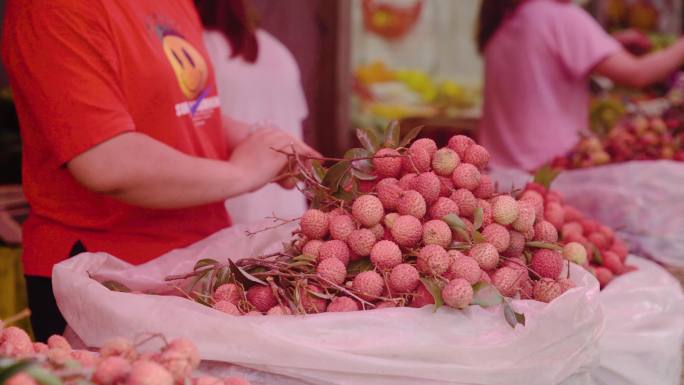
[2,0,231,277]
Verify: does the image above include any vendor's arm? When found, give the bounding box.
[67,128,318,209]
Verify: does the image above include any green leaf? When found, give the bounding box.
[101,280,131,293]
[0,360,33,385]
[419,277,444,312]
[356,127,381,152]
[533,165,561,189]
[228,259,267,286]
[471,282,503,308]
[311,160,326,183]
[525,241,563,251]
[332,189,355,202]
[398,125,424,148]
[384,120,401,148]
[350,168,377,181]
[321,161,351,191]
[194,258,219,271]
[293,254,318,263]
[442,213,466,229]
[344,147,372,160]
[347,258,373,275]
[473,207,484,231]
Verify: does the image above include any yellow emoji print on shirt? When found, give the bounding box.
[162,32,208,100]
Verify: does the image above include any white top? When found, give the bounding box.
[203,30,308,224]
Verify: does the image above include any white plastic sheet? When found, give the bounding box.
[53,222,603,385]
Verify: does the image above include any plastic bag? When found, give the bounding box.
[53,222,603,385]
[591,256,684,385]
[490,161,684,267]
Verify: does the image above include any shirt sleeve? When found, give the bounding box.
[3,3,135,166]
[552,3,622,80]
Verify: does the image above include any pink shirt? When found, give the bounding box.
[479,0,620,171]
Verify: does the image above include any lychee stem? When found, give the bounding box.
[500,256,543,279]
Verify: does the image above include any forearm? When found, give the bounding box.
[596,39,684,87]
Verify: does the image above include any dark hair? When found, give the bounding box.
[194,0,259,63]
[476,0,523,53]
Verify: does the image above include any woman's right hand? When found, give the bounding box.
[229,127,320,192]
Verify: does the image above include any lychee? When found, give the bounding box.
[33,342,49,354]
[47,335,71,351]
[193,377,223,385]
[533,278,562,303]
[472,174,494,199]
[442,278,473,309]
[417,244,448,274]
[479,270,492,284]
[450,189,477,217]
[587,232,609,250]
[266,305,292,316]
[512,200,536,232]
[318,239,351,265]
[520,190,544,222]
[523,227,536,241]
[429,197,460,220]
[610,238,629,261]
[316,257,347,285]
[581,219,601,235]
[598,225,615,243]
[370,240,402,270]
[482,223,511,253]
[0,326,33,358]
[468,243,499,270]
[603,251,624,275]
[368,223,385,240]
[159,340,201,384]
[300,209,329,239]
[243,311,263,316]
[594,266,614,288]
[503,231,525,258]
[447,135,475,158]
[372,148,402,178]
[397,190,427,218]
[438,176,455,197]
[329,214,355,241]
[561,222,583,239]
[411,138,438,155]
[398,173,417,190]
[347,228,376,257]
[376,178,403,210]
[383,212,399,229]
[388,264,420,293]
[213,300,241,316]
[422,219,452,248]
[478,199,493,227]
[326,297,359,312]
[100,337,137,360]
[446,256,481,284]
[413,172,441,204]
[452,163,481,191]
[410,282,436,308]
[533,221,558,243]
[213,283,241,305]
[352,195,384,227]
[563,242,588,265]
[519,278,534,299]
[299,285,328,313]
[246,285,278,312]
[352,271,384,301]
[390,215,423,247]
[6,374,37,385]
[530,249,563,279]
[563,205,585,222]
[126,361,174,385]
[491,195,519,225]
[463,144,490,169]
[452,218,475,242]
[93,356,132,385]
[302,239,323,258]
[544,202,565,229]
[402,145,431,173]
[431,148,460,176]
[492,267,524,297]
[558,278,576,293]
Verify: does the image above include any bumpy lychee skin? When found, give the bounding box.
[159,339,201,384]
[410,282,436,308]
[594,267,614,288]
[438,176,455,197]
[523,227,536,241]
[452,218,474,242]
[352,271,384,301]
[412,138,438,155]
[389,263,420,293]
[492,267,524,297]
[347,228,377,257]
[520,190,544,222]
[316,257,347,285]
[468,243,499,271]
[561,221,583,239]
[580,219,601,236]
[326,297,360,312]
[100,337,137,360]
[372,148,402,178]
[266,305,292,316]
[243,310,264,317]
[417,244,448,274]
[558,278,576,293]
[478,199,493,227]
[452,163,481,191]
[442,278,473,309]
[491,195,519,225]
[447,135,475,158]
[563,242,588,265]
[213,283,241,305]
[375,301,398,309]
[398,173,417,190]
[531,249,563,279]
[376,178,403,210]
[563,205,585,222]
[413,172,441,204]
[533,221,559,243]
[429,197,460,220]
[127,360,174,385]
[0,327,34,358]
[391,215,423,247]
[329,214,355,241]
[299,285,328,313]
[403,146,431,173]
[610,238,629,261]
[47,347,71,366]
[472,174,494,199]
[318,239,351,265]
[587,232,609,250]
[214,300,241,316]
[33,342,49,354]
[47,335,71,351]
[397,190,427,218]
[451,189,477,217]
[533,278,562,303]
[512,200,536,233]
[246,285,278,312]
[482,224,511,253]
[302,239,323,258]
[71,350,99,368]
[300,209,329,239]
[352,195,384,227]
[463,144,490,170]
[383,212,399,229]
[598,225,615,243]
[368,223,385,240]
[544,202,565,230]
[370,240,402,270]
[503,231,525,259]
[446,256,481,284]
[432,148,460,176]
[422,219,453,248]
[93,356,131,385]
[603,251,624,275]
[427,249,452,276]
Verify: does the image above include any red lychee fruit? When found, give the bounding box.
[561,222,583,240]
[266,305,292,316]
[610,238,629,261]
[544,202,565,230]
[563,242,588,265]
[413,172,441,204]
[491,195,519,225]
[326,297,359,312]
[300,209,329,239]
[93,356,131,385]
[347,228,377,257]
[246,285,278,312]
[588,232,610,250]
[447,135,475,158]
[352,195,384,227]
[417,244,449,274]
[563,205,585,222]
[472,174,494,199]
[533,221,559,243]
[372,148,402,178]
[213,283,241,305]
[558,278,576,293]
[463,144,490,169]
[318,239,351,265]
[397,190,427,218]
[302,239,323,258]
[317,257,347,285]
[0,327,34,358]
[469,243,499,270]
[603,251,624,275]
[478,198,493,227]
[390,215,423,247]
[520,190,544,222]
[446,255,481,284]
[398,173,417,190]
[389,263,420,293]
[492,267,525,297]
[512,200,536,233]
[352,271,384,301]
[533,278,562,303]
[410,282,436,308]
[429,197,460,220]
[438,176,455,197]
[422,219,453,248]
[432,148,460,176]
[450,189,477,217]
[329,214,355,241]
[126,360,174,385]
[47,335,71,351]
[376,177,403,210]
[299,285,328,313]
[482,223,511,253]
[402,144,432,173]
[370,240,402,270]
[214,300,241,316]
[530,249,563,279]
[368,223,385,240]
[100,337,137,360]
[442,278,473,309]
[503,230,525,259]
[452,163,481,191]
[594,266,614,288]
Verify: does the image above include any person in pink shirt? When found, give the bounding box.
[477,0,684,171]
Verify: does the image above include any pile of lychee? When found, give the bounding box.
[520,183,635,288]
[0,323,250,385]
[207,135,582,317]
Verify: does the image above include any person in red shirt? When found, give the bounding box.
[1,0,318,341]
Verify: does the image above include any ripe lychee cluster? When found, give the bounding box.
[0,324,251,385]
[521,182,636,288]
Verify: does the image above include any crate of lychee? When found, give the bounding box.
[52,127,604,385]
